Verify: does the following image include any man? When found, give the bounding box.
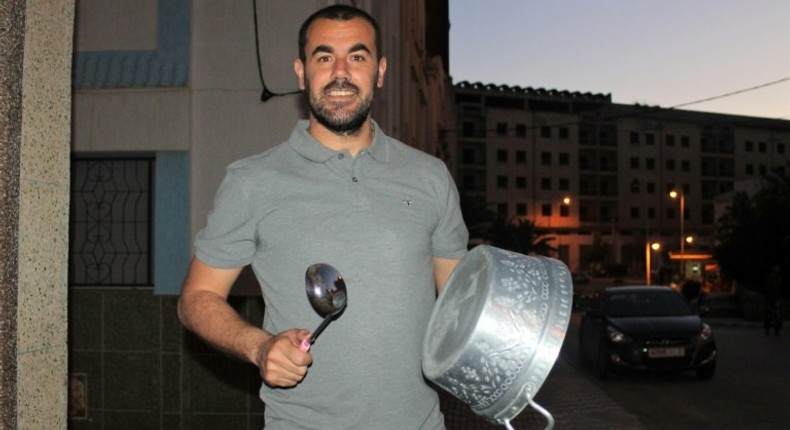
[178,5,468,430]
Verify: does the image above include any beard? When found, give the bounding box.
[305,78,375,136]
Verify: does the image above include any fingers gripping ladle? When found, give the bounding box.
[300,263,347,352]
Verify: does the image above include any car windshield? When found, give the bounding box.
[604,290,694,317]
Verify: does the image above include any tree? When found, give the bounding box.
[459,193,553,255]
[715,167,790,295]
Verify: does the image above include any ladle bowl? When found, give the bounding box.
[300,263,347,351]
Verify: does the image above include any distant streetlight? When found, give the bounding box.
[646,242,661,286]
[669,189,685,277]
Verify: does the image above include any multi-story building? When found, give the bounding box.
[453,80,790,280]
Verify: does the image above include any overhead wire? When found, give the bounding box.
[252,0,301,102]
[668,77,790,110]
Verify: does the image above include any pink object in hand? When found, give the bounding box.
[299,337,311,352]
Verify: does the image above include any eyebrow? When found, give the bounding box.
[311,43,372,57]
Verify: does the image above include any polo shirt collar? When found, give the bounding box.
[289,119,390,163]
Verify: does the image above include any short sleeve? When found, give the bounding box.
[194,169,258,268]
[431,164,469,259]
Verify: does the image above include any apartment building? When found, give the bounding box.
[453,80,790,279]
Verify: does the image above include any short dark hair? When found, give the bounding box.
[298,5,382,62]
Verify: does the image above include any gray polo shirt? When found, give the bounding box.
[195,120,468,430]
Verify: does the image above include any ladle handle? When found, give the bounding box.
[299,314,334,352]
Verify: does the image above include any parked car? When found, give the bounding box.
[578,286,717,380]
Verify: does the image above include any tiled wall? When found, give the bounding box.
[68,288,267,430]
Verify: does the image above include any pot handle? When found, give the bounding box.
[502,398,555,430]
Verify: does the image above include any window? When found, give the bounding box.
[745,141,754,152]
[681,160,690,172]
[559,127,569,139]
[778,144,786,154]
[462,148,475,164]
[646,182,656,194]
[559,153,570,166]
[541,204,552,216]
[759,142,767,153]
[558,178,569,191]
[560,205,570,217]
[516,176,527,189]
[746,164,754,175]
[496,175,508,189]
[541,152,552,165]
[646,133,655,145]
[516,203,527,216]
[630,207,640,219]
[496,122,508,136]
[666,159,676,171]
[681,136,690,148]
[70,157,153,286]
[541,177,552,190]
[496,149,508,163]
[630,132,640,144]
[630,180,640,193]
[497,203,507,215]
[666,135,676,146]
[645,158,655,170]
[516,124,527,137]
[515,150,527,164]
[630,157,640,169]
[541,126,552,138]
[647,207,656,220]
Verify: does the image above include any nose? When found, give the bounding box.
[331,59,350,80]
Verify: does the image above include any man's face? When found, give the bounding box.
[295,17,386,135]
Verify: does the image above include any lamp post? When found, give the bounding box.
[669,189,685,278]
[557,196,571,263]
[645,242,661,286]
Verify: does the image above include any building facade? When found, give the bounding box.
[68,0,452,428]
[453,80,790,281]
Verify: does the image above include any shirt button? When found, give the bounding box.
[352,177,359,183]
[338,154,345,159]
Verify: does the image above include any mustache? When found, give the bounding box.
[323,80,359,93]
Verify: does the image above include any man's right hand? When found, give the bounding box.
[256,329,313,388]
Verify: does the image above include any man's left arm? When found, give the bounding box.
[433,257,461,294]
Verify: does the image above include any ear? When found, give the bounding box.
[376,57,387,89]
[294,58,306,90]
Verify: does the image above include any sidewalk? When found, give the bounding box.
[440,352,647,430]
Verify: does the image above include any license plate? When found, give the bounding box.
[648,347,685,358]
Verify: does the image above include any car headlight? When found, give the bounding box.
[607,326,628,343]
[698,323,713,341]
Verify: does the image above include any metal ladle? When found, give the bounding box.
[300,263,347,352]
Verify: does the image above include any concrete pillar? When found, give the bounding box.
[0,0,74,428]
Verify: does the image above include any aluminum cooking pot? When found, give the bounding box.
[422,245,572,428]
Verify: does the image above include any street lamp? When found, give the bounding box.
[557,195,572,263]
[669,189,685,278]
[645,241,661,286]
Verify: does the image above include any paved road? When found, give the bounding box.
[440,314,789,430]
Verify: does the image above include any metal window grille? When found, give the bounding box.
[69,157,153,286]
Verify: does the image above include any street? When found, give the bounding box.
[440,314,790,430]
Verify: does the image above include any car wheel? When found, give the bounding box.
[595,346,611,380]
[696,362,716,380]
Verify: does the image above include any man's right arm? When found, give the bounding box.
[177,257,312,387]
